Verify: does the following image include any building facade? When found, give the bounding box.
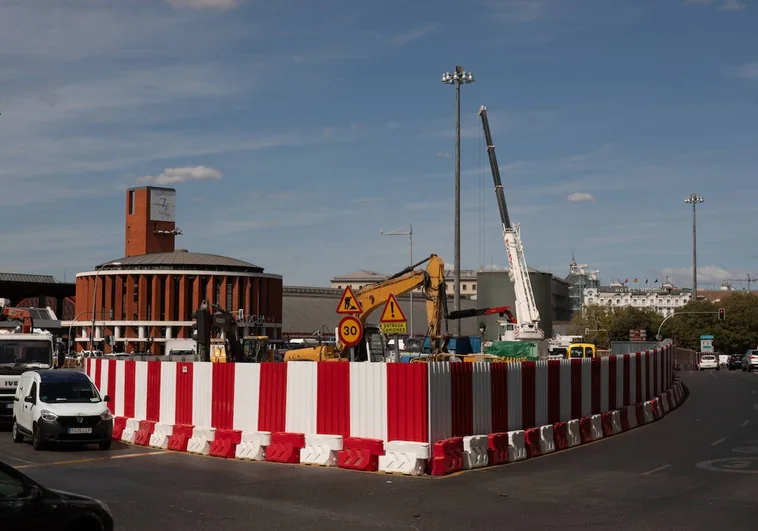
[71,186,282,354]
[583,280,692,316]
[475,269,571,341]
[565,254,600,315]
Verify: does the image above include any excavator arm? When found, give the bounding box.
[197,300,245,362]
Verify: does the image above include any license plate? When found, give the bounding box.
[68,427,92,434]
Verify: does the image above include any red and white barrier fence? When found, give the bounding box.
[86,345,682,476]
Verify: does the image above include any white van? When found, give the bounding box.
[12,369,114,451]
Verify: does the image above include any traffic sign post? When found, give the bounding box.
[338,315,363,348]
[379,294,407,362]
[336,286,362,314]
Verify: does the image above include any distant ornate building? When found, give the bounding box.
[583,279,691,317]
[565,253,600,314]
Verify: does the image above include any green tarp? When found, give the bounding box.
[484,340,538,361]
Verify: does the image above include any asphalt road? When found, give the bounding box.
[3,369,758,531]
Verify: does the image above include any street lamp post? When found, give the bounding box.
[380,224,413,336]
[684,194,704,299]
[89,261,121,351]
[442,66,475,335]
[68,310,92,355]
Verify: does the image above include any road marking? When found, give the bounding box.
[0,453,33,465]
[742,420,751,428]
[711,437,727,446]
[14,451,169,470]
[642,464,671,475]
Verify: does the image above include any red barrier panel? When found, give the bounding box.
[608,357,617,411]
[94,359,102,391]
[547,360,561,425]
[175,362,194,426]
[107,360,118,417]
[387,363,428,443]
[112,417,127,441]
[578,417,593,443]
[553,422,568,451]
[635,404,645,426]
[591,358,601,415]
[524,427,542,458]
[487,433,509,465]
[258,363,287,433]
[623,355,631,407]
[450,363,473,437]
[266,432,305,464]
[601,412,614,437]
[337,437,384,472]
[211,363,235,430]
[620,410,630,432]
[146,362,161,423]
[431,437,464,476]
[167,424,194,452]
[635,355,642,404]
[209,429,242,459]
[317,362,350,438]
[134,420,157,446]
[123,361,136,419]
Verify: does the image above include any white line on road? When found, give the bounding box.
[742,420,751,428]
[642,464,671,475]
[711,438,727,446]
[0,453,33,465]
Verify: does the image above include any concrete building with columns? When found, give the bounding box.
[70,186,282,354]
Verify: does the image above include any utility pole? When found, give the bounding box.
[380,224,414,336]
[684,194,704,300]
[442,66,475,334]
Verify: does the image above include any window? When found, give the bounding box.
[462,284,467,291]
[0,468,26,499]
[40,380,100,403]
[128,190,135,215]
[472,284,476,291]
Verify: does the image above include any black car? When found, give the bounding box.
[729,354,744,370]
[0,459,113,531]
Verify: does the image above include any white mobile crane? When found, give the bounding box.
[478,105,545,342]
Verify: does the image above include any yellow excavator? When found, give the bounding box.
[284,254,447,362]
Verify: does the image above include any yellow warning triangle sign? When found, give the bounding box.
[379,293,407,323]
[336,286,362,314]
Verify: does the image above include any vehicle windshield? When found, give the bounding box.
[569,346,584,359]
[0,340,52,365]
[39,381,101,403]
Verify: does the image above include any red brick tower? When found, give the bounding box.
[125,186,179,257]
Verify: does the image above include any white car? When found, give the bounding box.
[12,369,114,451]
[698,354,719,371]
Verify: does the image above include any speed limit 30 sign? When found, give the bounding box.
[338,315,363,347]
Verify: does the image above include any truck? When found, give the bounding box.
[164,338,197,356]
[0,307,55,425]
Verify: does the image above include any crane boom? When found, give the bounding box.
[478,105,544,341]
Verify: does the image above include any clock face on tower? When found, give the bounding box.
[149,189,176,222]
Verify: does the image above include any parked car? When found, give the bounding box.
[698,354,719,371]
[12,369,113,451]
[742,349,758,372]
[0,458,113,531]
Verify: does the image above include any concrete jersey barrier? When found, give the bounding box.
[86,345,676,476]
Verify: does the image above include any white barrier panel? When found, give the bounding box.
[566,420,581,447]
[235,431,271,461]
[624,406,638,431]
[378,441,430,476]
[642,402,655,424]
[538,425,556,455]
[462,435,489,469]
[187,427,215,455]
[122,418,139,444]
[300,434,343,467]
[610,410,622,435]
[149,423,173,449]
[590,414,603,440]
[507,430,527,462]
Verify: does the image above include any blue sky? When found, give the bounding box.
[0,0,756,289]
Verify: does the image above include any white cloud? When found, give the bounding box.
[486,0,549,23]
[137,166,223,185]
[720,0,747,10]
[388,24,439,46]
[730,61,758,79]
[567,192,595,203]
[658,265,739,286]
[437,152,451,158]
[165,0,242,10]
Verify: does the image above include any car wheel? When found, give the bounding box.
[98,439,112,451]
[32,424,45,451]
[12,419,24,443]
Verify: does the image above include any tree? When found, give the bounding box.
[569,304,616,348]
